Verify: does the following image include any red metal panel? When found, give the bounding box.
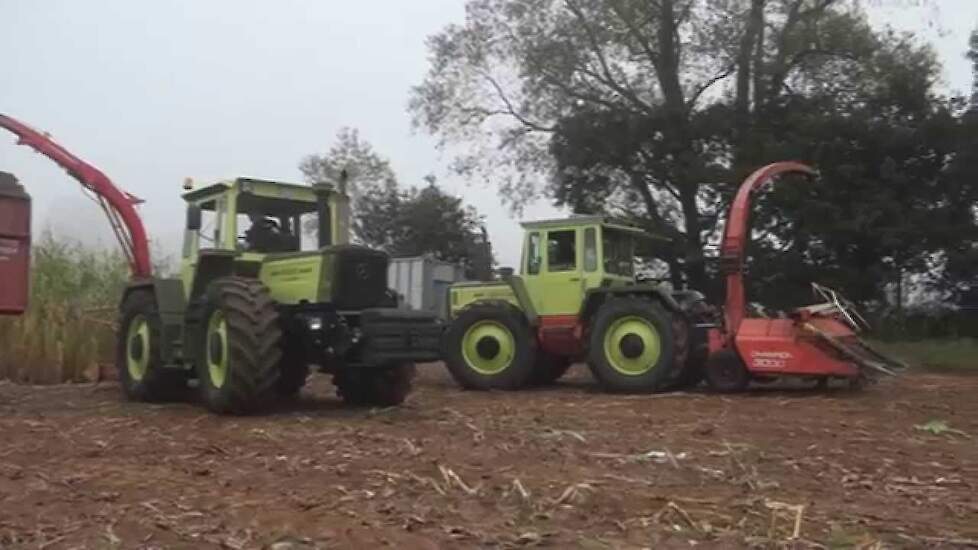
[734,318,858,377]
[536,314,584,357]
[0,173,31,315]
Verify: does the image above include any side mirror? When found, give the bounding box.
[186,205,202,231]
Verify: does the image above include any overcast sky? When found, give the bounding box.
[2,1,977,270]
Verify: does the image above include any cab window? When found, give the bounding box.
[603,228,635,276]
[195,197,224,249]
[526,232,542,275]
[547,230,576,272]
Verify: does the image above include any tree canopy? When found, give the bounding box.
[300,129,493,279]
[411,0,978,308]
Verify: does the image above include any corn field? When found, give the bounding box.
[0,233,129,384]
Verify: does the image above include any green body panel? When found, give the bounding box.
[258,252,327,304]
[450,281,520,317]
[450,216,669,321]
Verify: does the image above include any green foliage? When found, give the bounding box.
[300,129,493,278]
[356,180,494,278]
[299,127,397,201]
[914,419,969,437]
[411,0,976,315]
[873,338,978,371]
[0,232,128,384]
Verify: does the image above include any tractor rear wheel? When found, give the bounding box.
[661,312,702,390]
[196,277,283,414]
[705,349,750,393]
[116,290,186,402]
[334,363,415,406]
[529,353,572,385]
[443,303,536,390]
[587,298,676,393]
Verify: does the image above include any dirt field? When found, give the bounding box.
[0,366,976,550]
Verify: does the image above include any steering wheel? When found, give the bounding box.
[811,283,870,331]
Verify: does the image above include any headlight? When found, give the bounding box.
[307,316,323,331]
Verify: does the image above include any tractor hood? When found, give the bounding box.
[258,245,390,308]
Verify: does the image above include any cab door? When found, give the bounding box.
[522,228,587,317]
[180,196,226,298]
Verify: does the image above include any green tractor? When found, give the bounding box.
[443,216,713,392]
[118,175,443,414]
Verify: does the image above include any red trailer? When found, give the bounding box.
[0,172,31,315]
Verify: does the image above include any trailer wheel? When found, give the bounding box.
[705,349,750,393]
[334,363,415,406]
[587,298,676,393]
[196,277,282,414]
[443,304,536,390]
[529,353,572,386]
[116,290,186,402]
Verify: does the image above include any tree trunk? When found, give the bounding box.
[679,184,706,291]
[733,0,767,174]
[895,266,904,313]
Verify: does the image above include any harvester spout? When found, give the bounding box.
[720,162,816,337]
[0,113,152,279]
[704,161,907,392]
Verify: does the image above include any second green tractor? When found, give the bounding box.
[443,216,715,393]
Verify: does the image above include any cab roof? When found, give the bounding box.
[182,177,320,202]
[520,215,669,241]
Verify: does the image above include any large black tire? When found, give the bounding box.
[529,353,572,386]
[586,298,676,393]
[196,277,283,414]
[705,349,750,393]
[116,290,186,402]
[334,363,415,406]
[442,303,537,390]
[276,334,310,398]
[663,312,707,391]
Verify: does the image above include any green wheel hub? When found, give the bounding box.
[603,315,661,376]
[126,315,150,381]
[461,320,516,375]
[206,310,229,388]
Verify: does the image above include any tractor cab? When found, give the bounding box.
[450,216,669,321]
[181,177,350,258]
[517,216,662,316]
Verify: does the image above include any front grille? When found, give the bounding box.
[330,246,389,310]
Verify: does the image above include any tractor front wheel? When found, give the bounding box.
[116,290,186,402]
[587,299,676,393]
[334,363,415,406]
[196,277,283,414]
[705,349,750,393]
[443,304,536,390]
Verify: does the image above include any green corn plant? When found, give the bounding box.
[0,232,129,384]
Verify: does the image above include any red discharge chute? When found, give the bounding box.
[0,113,152,279]
[718,161,816,339]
